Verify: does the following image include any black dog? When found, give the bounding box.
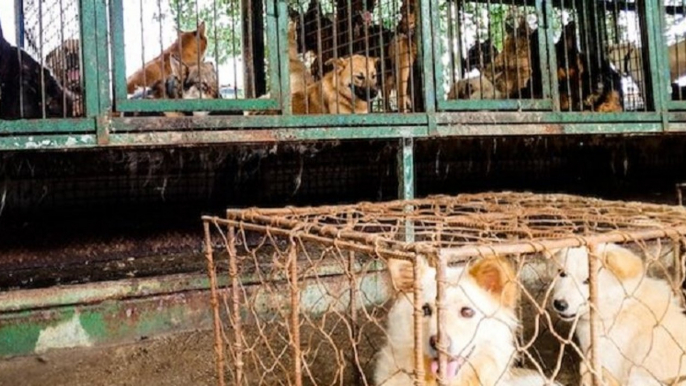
[0,20,76,119]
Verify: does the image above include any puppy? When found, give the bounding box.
[0,20,77,119]
[292,55,379,114]
[551,243,686,386]
[126,22,207,94]
[377,256,555,386]
[383,0,417,112]
[45,38,82,94]
[447,74,503,100]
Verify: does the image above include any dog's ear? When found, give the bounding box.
[469,256,518,308]
[599,243,643,280]
[325,57,348,70]
[387,256,426,293]
[196,21,206,36]
[169,55,188,78]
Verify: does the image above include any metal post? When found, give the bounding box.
[203,221,227,386]
[289,240,303,386]
[413,255,425,386]
[398,137,415,243]
[588,243,602,386]
[435,257,448,386]
[14,0,25,48]
[228,225,243,385]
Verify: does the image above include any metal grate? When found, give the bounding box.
[203,192,686,385]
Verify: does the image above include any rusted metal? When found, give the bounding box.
[587,243,601,386]
[204,221,226,386]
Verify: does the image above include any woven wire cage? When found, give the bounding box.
[203,192,686,386]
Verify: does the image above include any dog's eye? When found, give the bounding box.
[356,74,364,80]
[460,307,475,318]
[559,270,567,278]
[422,303,432,317]
[582,278,589,285]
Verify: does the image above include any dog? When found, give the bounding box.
[45,38,82,94]
[126,22,207,94]
[668,39,686,83]
[550,243,686,386]
[607,42,642,88]
[0,20,77,119]
[463,39,499,75]
[447,74,503,100]
[129,55,218,117]
[486,17,533,98]
[376,256,555,386]
[383,0,417,112]
[292,55,379,114]
[555,22,623,112]
[288,20,315,96]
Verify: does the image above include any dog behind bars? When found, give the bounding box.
[0,20,77,119]
[126,21,208,94]
[292,55,379,114]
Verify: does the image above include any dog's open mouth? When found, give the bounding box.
[428,346,474,381]
[556,312,577,321]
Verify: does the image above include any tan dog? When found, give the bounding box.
[288,20,314,95]
[292,55,379,114]
[447,74,503,100]
[126,22,207,94]
[384,1,417,112]
[45,38,81,93]
[486,17,532,97]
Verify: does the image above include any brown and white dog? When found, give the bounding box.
[126,22,208,94]
[292,55,379,114]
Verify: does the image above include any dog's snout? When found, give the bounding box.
[553,299,568,312]
[429,335,452,352]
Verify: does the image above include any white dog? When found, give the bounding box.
[550,243,686,386]
[376,256,555,386]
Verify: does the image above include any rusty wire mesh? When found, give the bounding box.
[203,192,686,386]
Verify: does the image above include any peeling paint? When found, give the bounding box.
[35,312,92,353]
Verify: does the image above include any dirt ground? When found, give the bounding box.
[0,330,218,386]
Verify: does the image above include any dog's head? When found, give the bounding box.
[449,75,502,100]
[550,243,644,322]
[398,1,416,35]
[389,256,519,382]
[45,39,81,93]
[176,21,208,65]
[326,55,380,102]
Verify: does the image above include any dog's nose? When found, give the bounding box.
[429,335,452,351]
[553,299,568,312]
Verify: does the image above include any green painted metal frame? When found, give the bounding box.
[108,0,283,113]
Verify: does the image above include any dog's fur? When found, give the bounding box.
[383,1,417,112]
[0,21,77,119]
[45,38,82,94]
[377,256,553,386]
[486,17,533,98]
[668,39,686,83]
[292,55,379,114]
[126,22,208,94]
[288,20,315,96]
[551,243,686,386]
[447,75,503,100]
[555,23,623,112]
[463,40,499,75]
[130,55,218,117]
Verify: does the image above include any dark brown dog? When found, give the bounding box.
[45,38,82,94]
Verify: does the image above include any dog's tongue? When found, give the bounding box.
[68,69,80,81]
[430,359,461,381]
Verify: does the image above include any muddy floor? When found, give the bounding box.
[0,330,218,386]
